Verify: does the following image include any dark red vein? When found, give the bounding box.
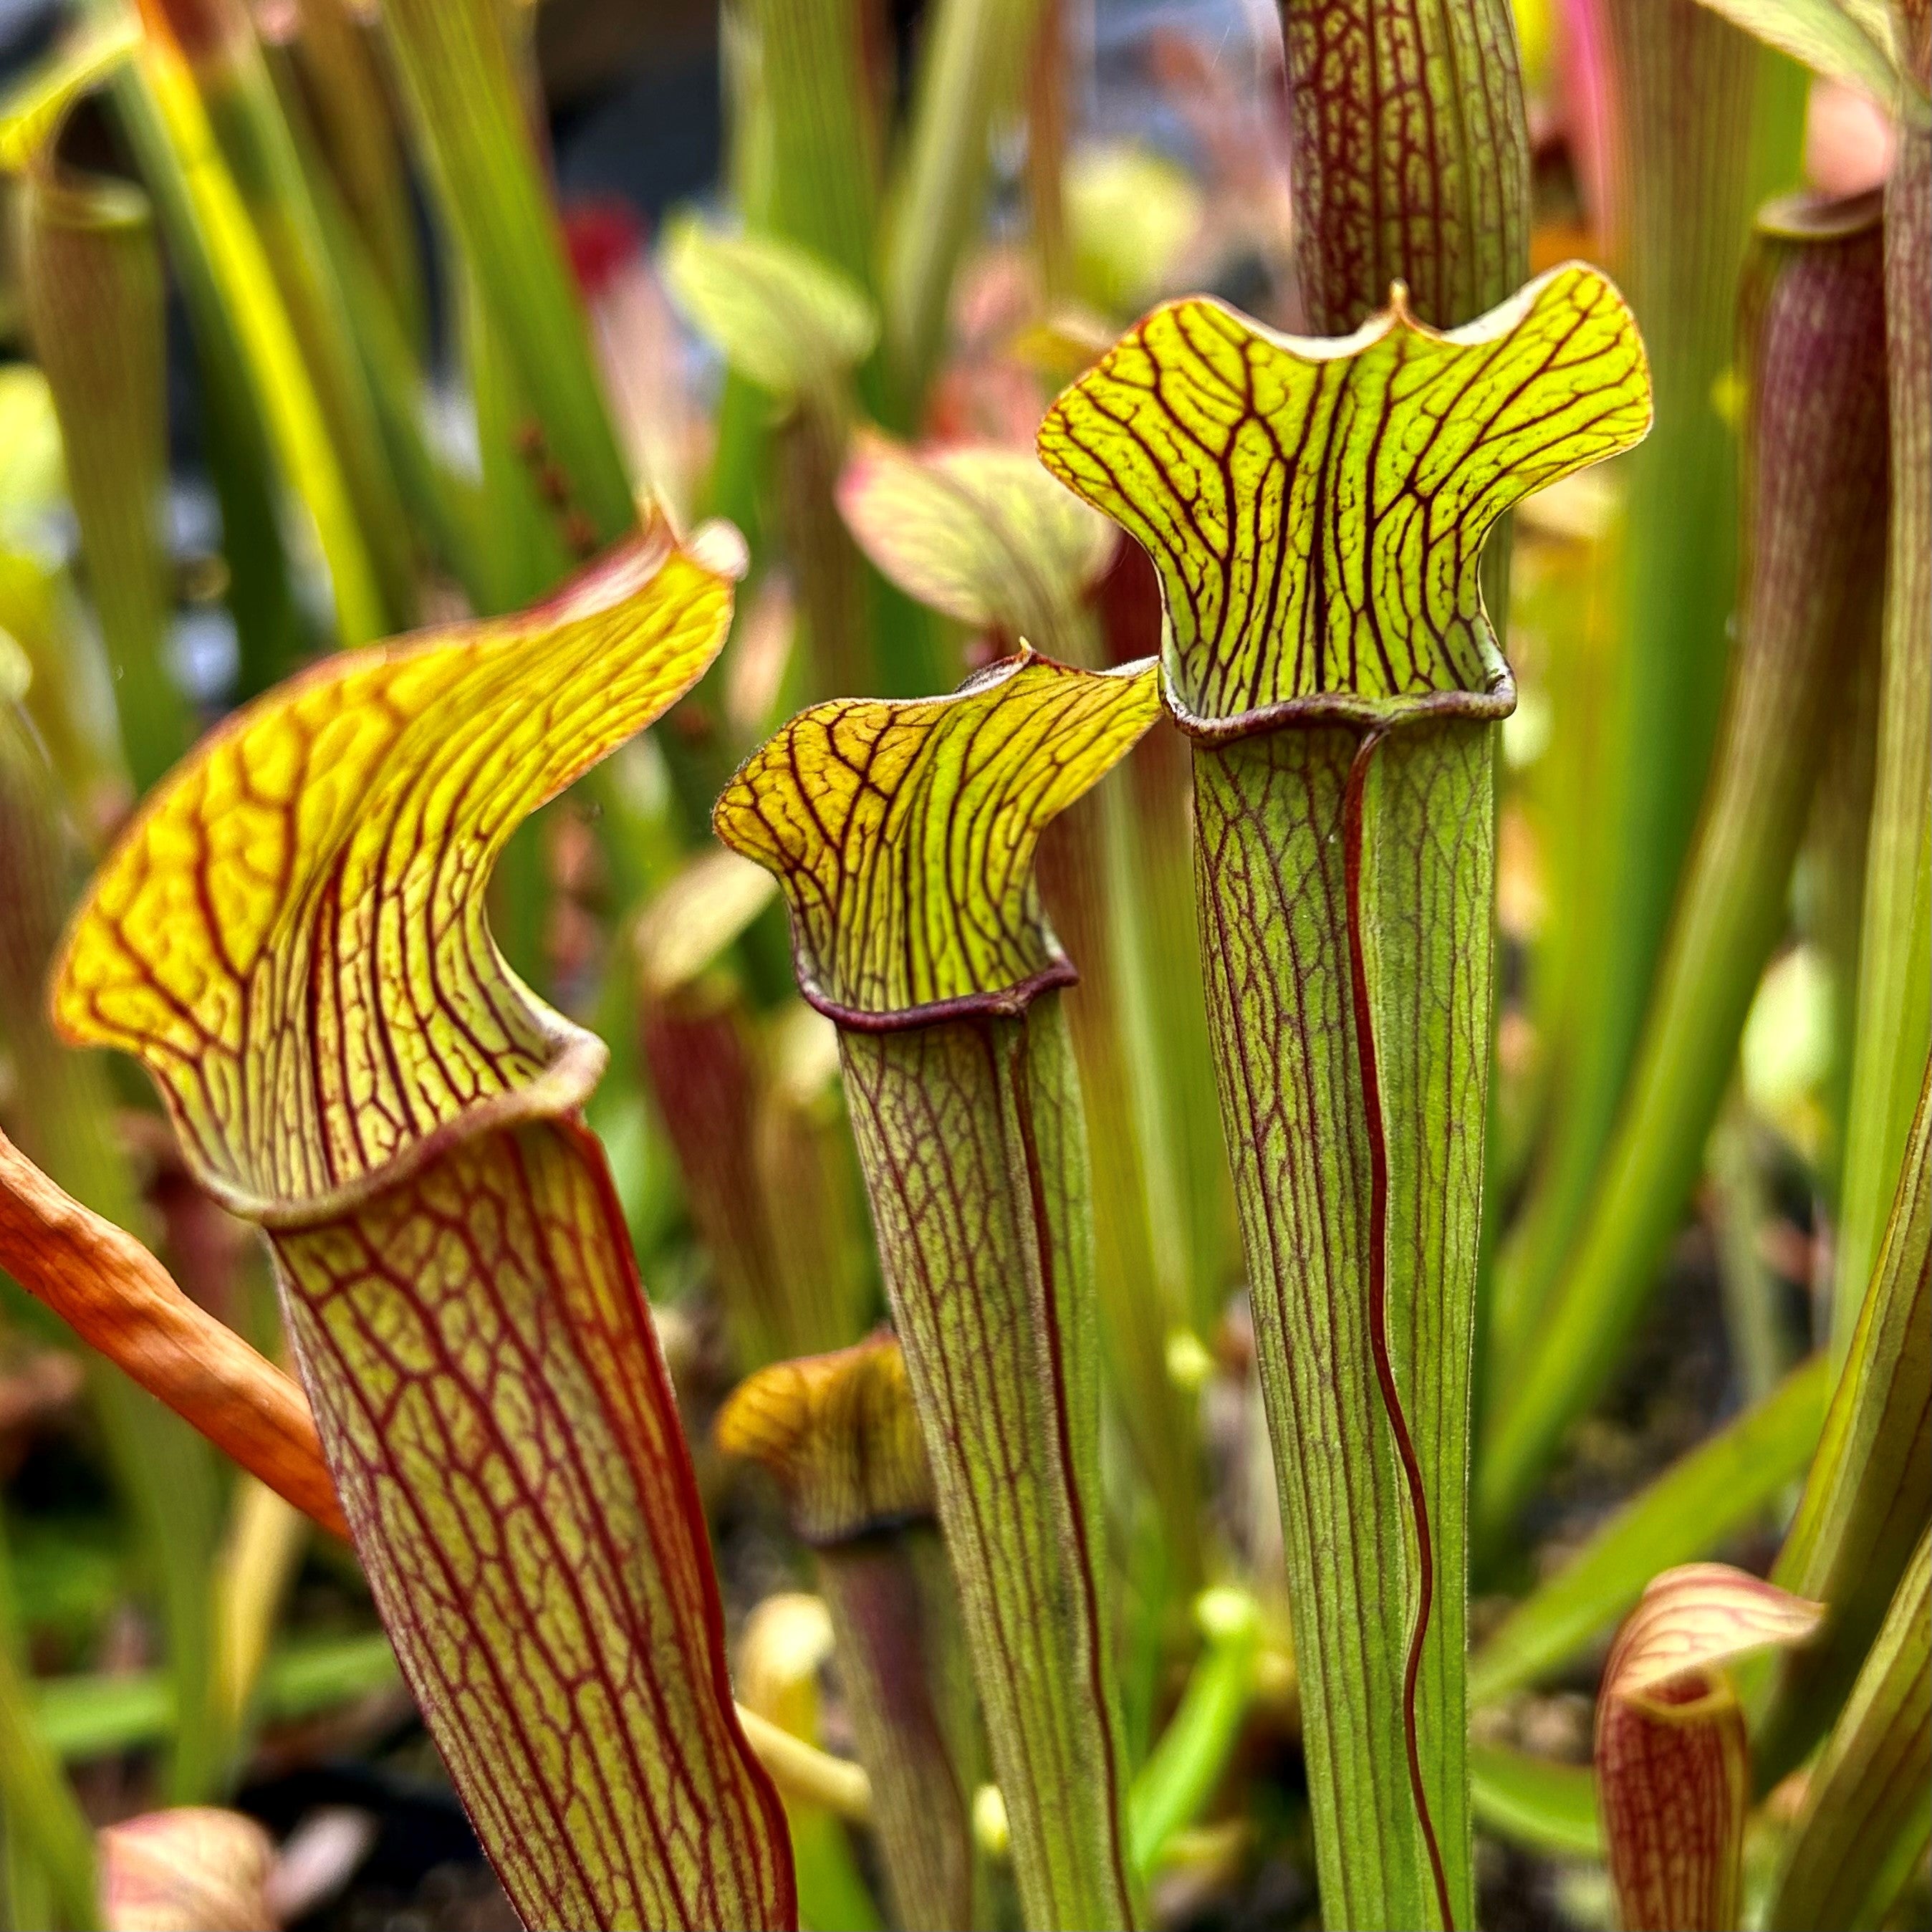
[1001,1017,1137,1922]
[1340,726,1452,1931]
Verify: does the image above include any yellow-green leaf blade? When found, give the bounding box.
[1037,265,1651,728]
[53,523,741,1217]
[713,649,1158,1022]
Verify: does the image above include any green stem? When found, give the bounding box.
[817,1533,986,1931]
[840,1001,1140,1931]
[170,0,418,628]
[0,711,225,1806]
[0,1517,100,1932]
[880,0,1039,408]
[778,407,877,701]
[1040,792,1205,1595]
[1830,121,1931,1360]
[379,0,637,546]
[289,0,425,350]
[1192,719,1491,1931]
[91,44,307,696]
[1128,1589,1261,1876]
[1490,13,1804,1373]
[1479,188,1889,1535]
[100,7,388,644]
[19,166,189,795]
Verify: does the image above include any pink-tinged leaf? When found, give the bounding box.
[97,1807,274,1932]
[1595,1565,1822,1932]
[836,432,1115,643]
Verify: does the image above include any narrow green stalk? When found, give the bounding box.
[1765,1528,1932,1932]
[1709,1102,1796,1404]
[1479,190,1890,1534]
[288,0,425,350]
[0,1519,100,1932]
[1491,8,1804,1373]
[1041,794,1206,1590]
[779,408,875,698]
[1024,0,1070,305]
[379,0,637,545]
[1469,1353,1829,1708]
[302,151,490,607]
[748,0,878,302]
[109,9,388,643]
[1042,266,1651,1932]
[819,1537,981,1931]
[143,0,417,630]
[1832,114,1931,1360]
[85,36,307,693]
[1799,637,1880,1202]
[717,653,1158,1931]
[461,259,572,613]
[755,1004,881,1351]
[1755,1064,1931,1784]
[636,857,870,1366]
[1128,1589,1261,1875]
[880,0,1039,406]
[836,439,1206,1584]
[1097,549,1236,1327]
[18,162,189,795]
[0,710,224,1808]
